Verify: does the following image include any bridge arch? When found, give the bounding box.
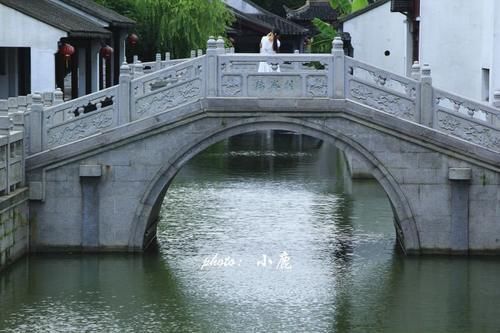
[129,116,421,254]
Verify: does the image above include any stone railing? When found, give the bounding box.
[1,90,65,155]
[131,50,203,77]
[0,132,24,195]
[0,102,24,195]
[18,51,204,154]
[129,56,205,121]
[216,53,333,98]
[0,90,64,130]
[345,57,419,122]
[14,36,500,155]
[433,88,500,151]
[205,36,345,100]
[27,87,119,153]
[434,89,500,126]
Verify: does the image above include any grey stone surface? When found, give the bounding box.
[14,49,500,256]
[29,181,43,200]
[449,168,472,180]
[82,178,99,248]
[79,165,102,177]
[0,189,29,271]
[450,181,470,253]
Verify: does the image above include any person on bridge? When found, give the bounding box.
[258,29,281,72]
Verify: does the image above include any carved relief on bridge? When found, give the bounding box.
[131,58,204,99]
[306,76,328,97]
[346,58,418,100]
[46,109,115,148]
[44,88,117,131]
[436,111,500,152]
[134,79,202,119]
[348,80,416,121]
[435,89,500,128]
[220,74,330,98]
[221,75,243,97]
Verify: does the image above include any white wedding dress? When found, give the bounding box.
[258,36,280,72]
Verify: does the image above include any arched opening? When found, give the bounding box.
[125,120,420,331]
[130,119,420,254]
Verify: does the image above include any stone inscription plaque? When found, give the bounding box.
[247,75,302,97]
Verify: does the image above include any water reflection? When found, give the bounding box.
[1,132,500,332]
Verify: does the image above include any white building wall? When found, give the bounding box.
[419,0,496,102]
[490,1,500,103]
[0,4,67,93]
[342,2,407,76]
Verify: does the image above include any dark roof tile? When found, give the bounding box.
[284,1,337,21]
[0,0,111,37]
[59,0,135,27]
[226,0,308,35]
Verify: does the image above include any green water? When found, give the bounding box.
[1,133,500,333]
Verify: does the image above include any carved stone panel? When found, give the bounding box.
[247,75,302,98]
[44,94,115,129]
[348,61,417,99]
[142,64,202,96]
[0,169,6,191]
[9,161,22,185]
[437,111,500,152]
[46,109,115,148]
[134,79,202,119]
[306,75,328,97]
[0,146,5,169]
[348,80,416,121]
[221,75,242,97]
[132,58,204,99]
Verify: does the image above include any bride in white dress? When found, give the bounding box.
[258,29,281,72]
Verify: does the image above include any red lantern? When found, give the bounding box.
[128,33,139,46]
[59,43,75,68]
[59,43,75,58]
[100,45,114,59]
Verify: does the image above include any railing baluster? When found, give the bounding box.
[332,37,345,99]
[119,62,131,125]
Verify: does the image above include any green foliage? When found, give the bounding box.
[312,0,369,53]
[95,0,233,60]
[351,0,369,12]
[311,18,337,53]
[93,0,137,19]
[164,0,234,58]
[329,0,352,16]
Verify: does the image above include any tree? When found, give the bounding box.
[311,0,369,53]
[95,0,234,60]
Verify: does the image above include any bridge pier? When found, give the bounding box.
[80,165,102,249]
[449,168,471,254]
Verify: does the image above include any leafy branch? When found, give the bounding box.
[311,0,369,53]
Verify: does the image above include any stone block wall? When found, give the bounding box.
[0,189,29,271]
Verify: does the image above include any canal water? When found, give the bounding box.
[1,132,500,333]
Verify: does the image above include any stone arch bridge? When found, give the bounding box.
[14,38,500,255]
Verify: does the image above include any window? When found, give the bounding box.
[0,48,5,75]
[482,68,490,102]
